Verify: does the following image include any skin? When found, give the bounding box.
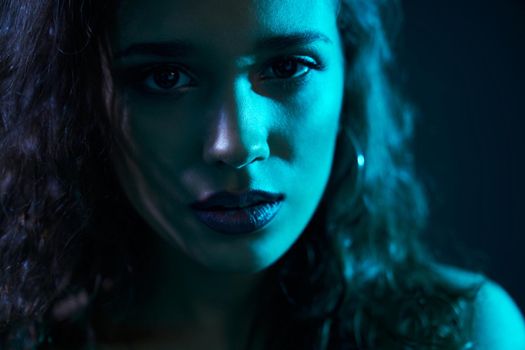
[109,0,344,348]
[107,0,525,348]
[432,264,525,350]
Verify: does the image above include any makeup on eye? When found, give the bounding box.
[115,55,326,94]
[259,56,325,80]
[114,63,198,95]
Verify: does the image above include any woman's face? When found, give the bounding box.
[111,0,345,273]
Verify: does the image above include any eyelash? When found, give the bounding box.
[117,64,197,95]
[118,56,325,95]
[260,56,324,82]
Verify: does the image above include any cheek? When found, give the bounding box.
[289,84,343,170]
[122,96,203,166]
[259,88,341,270]
[282,73,344,201]
[111,99,203,216]
[292,113,340,198]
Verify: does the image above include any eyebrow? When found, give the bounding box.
[255,31,332,52]
[114,31,332,59]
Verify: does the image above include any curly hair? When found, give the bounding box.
[0,0,481,349]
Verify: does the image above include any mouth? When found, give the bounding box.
[189,190,285,235]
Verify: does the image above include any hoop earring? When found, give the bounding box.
[343,128,365,209]
[328,126,366,218]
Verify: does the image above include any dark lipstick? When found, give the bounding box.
[190,190,284,235]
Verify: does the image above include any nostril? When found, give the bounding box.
[202,100,270,168]
[203,134,269,169]
[204,140,250,168]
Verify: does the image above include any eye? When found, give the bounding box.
[141,65,195,93]
[116,64,197,94]
[260,56,321,81]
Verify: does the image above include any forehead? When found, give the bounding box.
[115,0,339,53]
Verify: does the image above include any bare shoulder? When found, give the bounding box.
[432,263,525,349]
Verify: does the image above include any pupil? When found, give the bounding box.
[154,69,179,89]
[273,60,297,78]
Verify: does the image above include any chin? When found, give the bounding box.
[191,243,287,274]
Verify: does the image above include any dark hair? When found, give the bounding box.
[0,0,481,349]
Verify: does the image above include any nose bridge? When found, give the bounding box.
[223,76,252,127]
[203,76,269,168]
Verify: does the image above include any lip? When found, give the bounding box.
[189,190,285,235]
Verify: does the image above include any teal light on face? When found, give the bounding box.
[112,0,345,274]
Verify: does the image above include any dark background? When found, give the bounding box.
[398,1,525,311]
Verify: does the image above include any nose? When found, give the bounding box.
[203,78,270,169]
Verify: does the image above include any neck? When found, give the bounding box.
[141,237,266,325]
[101,231,270,349]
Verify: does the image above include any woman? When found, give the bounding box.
[0,0,523,349]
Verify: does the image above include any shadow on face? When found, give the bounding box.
[110,0,346,273]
